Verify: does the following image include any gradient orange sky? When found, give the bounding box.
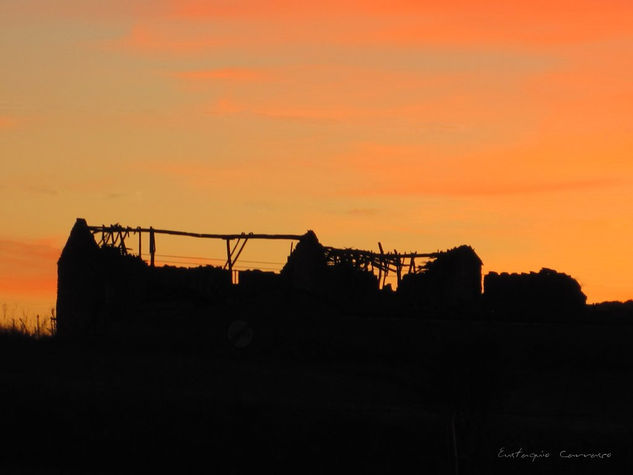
[1,0,633,317]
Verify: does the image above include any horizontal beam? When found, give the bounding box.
[88,225,305,241]
[88,224,437,260]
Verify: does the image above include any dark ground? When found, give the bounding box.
[1,316,632,474]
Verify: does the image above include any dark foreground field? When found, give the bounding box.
[1,317,632,474]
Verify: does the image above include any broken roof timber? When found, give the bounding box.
[87,225,305,241]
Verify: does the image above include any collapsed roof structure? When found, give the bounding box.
[56,218,484,338]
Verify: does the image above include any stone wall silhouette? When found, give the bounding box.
[484,268,587,321]
[398,245,482,311]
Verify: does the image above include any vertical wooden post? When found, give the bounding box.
[138,227,142,258]
[149,227,155,267]
[377,242,385,289]
[226,239,233,283]
[383,269,389,288]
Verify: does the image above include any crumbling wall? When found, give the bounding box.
[398,245,482,311]
[56,218,105,337]
[483,268,586,320]
[57,219,154,336]
[238,269,280,296]
[280,231,327,295]
[280,232,380,307]
[57,218,231,337]
[324,263,379,303]
[147,265,231,303]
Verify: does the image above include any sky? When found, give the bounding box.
[1,0,633,319]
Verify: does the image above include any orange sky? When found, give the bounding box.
[1,0,633,317]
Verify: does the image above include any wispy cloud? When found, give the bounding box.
[350,178,619,197]
[206,99,346,122]
[118,24,228,54]
[0,116,17,128]
[108,0,633,55]
[23,185,59,196]
[0,238,60,296]
[332,141,629,197]
[173,68,269,82]
[345,208,380,216]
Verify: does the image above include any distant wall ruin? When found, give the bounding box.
[483,268,587,319]
[398,245,483,309]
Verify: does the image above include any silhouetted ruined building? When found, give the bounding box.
[279,231,379,306]
[57,219,231,337]
[57,218,107,337]
[57,218,591,340]
[483,268,587,321]
[399,245,482,311]
[280,230,327,294]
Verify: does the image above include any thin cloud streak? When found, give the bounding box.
[0,238,60,297]
[0,116,17,128]
[173,68,269,81]
[348,178,620,197]
[112,0,633,53]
